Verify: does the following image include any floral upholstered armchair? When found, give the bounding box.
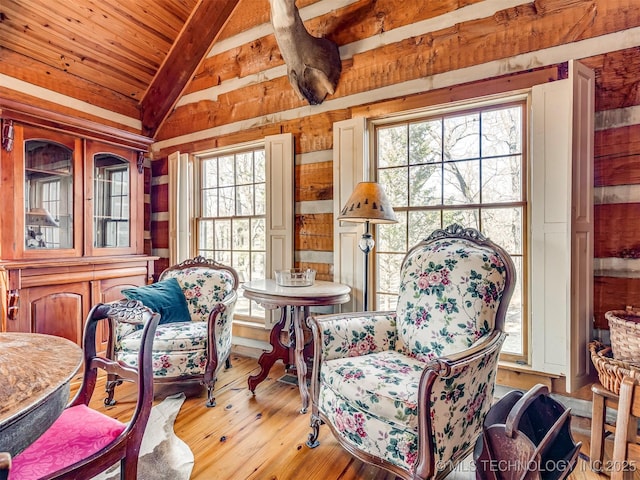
[106,256,238,407]
[306,224,515,480]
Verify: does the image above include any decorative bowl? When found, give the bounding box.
[274,268,316,287]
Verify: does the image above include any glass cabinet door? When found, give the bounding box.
[24,139,74,250]
[93,153,130,248]
[85,140,142,256]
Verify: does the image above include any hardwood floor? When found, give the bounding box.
[82,354,613,480]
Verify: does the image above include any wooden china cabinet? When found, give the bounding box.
[0,102,157,352]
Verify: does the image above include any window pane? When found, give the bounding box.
[378,125,407,167]
[376,293,397,311]
[93,154,130,248]
[215,250,231,265]
[482,107,522,156]
[378,167,408,207]
[409,120,441,164]
[254,151,265,183]
[218,155,234,186]
[252,218,265,250]
[237,185,254,216]
[198,219,214,250]
[377,212,407,253]
[408,210,441,247]
[233,219,250,250]
[235,296,251,317]
[233,251,251,283]
[251,298,265,317]
[442,209,479,230]
[202,160,217,188]
[251,251,266,280]
[236,152,253,184]
[409,164,441,206]
[482,156,522,203]
[202,188,217,217]
[481,207,523,254]
[219,186,235,216]
[503,256,523,355]
[376,253,404,293]
[254,183,266,215]
[215,219,231,250]
[443,160,480,205]
[444,113,480,161]
[25,140,74,250]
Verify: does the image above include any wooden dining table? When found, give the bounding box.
[0,333,83,456]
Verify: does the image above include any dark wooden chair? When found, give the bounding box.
[8,299,160,480]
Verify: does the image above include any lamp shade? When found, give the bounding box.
[26,208,59,228]
[338,182,398,224]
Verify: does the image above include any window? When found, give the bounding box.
[373,102,526,358]
[196,147,267,320]
[94,155,130,248]
[336,63,593,388]
[24,139,73,250]
[39,179,62,248]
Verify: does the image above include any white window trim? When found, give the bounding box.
[168,151,191,265]
[265,133,295,325]
[333,118,368,312]
[529,60,594,392]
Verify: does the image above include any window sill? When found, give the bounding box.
[497,360,561,392]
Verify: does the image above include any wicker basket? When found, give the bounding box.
[606,309,640,363]
[589,341,640,394]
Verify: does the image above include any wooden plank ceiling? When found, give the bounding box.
[0,0,241,138]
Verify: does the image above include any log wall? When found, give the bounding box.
[147,0,640,330]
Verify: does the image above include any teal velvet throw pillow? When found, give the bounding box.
[122,277,190,325]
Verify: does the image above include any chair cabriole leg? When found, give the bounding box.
[306,414,322,448]
[204,379,217,408]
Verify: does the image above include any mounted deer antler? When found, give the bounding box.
[270,0,342,105]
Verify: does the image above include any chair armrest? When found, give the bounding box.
[309,310,397,362]
[220,289,238,310]
[414,331,506,479]
[206,290,238,366]
[206,290,237,332]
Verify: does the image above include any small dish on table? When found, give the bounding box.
[274,268,316,287]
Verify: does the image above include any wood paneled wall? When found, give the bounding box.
[148,0,640,329]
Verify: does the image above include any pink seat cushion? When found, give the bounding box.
[10,404,126,480]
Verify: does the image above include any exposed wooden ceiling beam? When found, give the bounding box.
[140,0,241,138]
